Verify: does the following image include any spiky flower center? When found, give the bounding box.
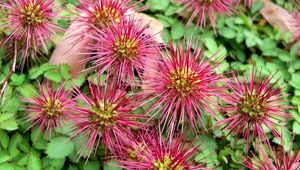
[89,102,116,128]
[114,36,140,60]
[201,0,214,5]
[43,98,63,117]
[20,3,44,26]
[92,6,121,28]
[167,67,200,96]
[153,155,183,170]
[239,93,266,117]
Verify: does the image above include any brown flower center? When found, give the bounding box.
[168,67,200,97]
[43,98,63,117]
[114,36,140,60]
[239,93,267,117]
[201,0,214,5]
[89,102,117,128]
[153,155,183,170]
[92,6,121,28]
[20,3,45,26]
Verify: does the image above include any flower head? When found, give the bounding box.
[69,78,147,160]
[140,39,224,134]
[1,0,60,65]
[177,0,234,28]
[217,70,291,150]
[244,142,300,170]
[74,0,142,38]
[22,81,75,137]
[116,131,204,169]
[86,18,159,84]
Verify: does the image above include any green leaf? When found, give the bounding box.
[29,63,56,79]
[8,133,22,158]
[289,73,300,89]
[103,160,121,170]
[0,118,18,131]
[16,84,36,98]
[146,0,169,11]
[46,137,74,159]
[195,135,219,167]
[171,21,185,40]
[277,49,294,62]
[31,128,48,150]
[218,28,236,39]
[251,1,264,14]
[205,37,218,52]
[293,121,300,134]
[10,74,25,86]
[0,151,11,164]
[84,161,101,170]
[0,129,9,148]
[27,152,42,170]
[44,69,62,83]
[14,153,28,166]
[0,163,15,170]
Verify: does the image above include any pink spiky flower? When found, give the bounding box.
[85,18,159,83]
[69,78,148,160]
[74,0,143,39]
[177,0,234,28]
[244,142,300,170]
[140,40,224,134]
[22,81,75,137]
[216,70,291,150]
[1,0,60,65]
[116,130,205,169]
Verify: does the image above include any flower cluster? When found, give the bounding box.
[17,0,298,169]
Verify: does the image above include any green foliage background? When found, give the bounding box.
[0,0,299,169]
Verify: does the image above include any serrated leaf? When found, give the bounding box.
[0,118,18,131]
[28,152,42,170]
[29,63,56,79]
[195,135,219,167]
[44,70,62,83]
[29,67,44,79]
[10,74,25,86]
[46,137,74,159]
